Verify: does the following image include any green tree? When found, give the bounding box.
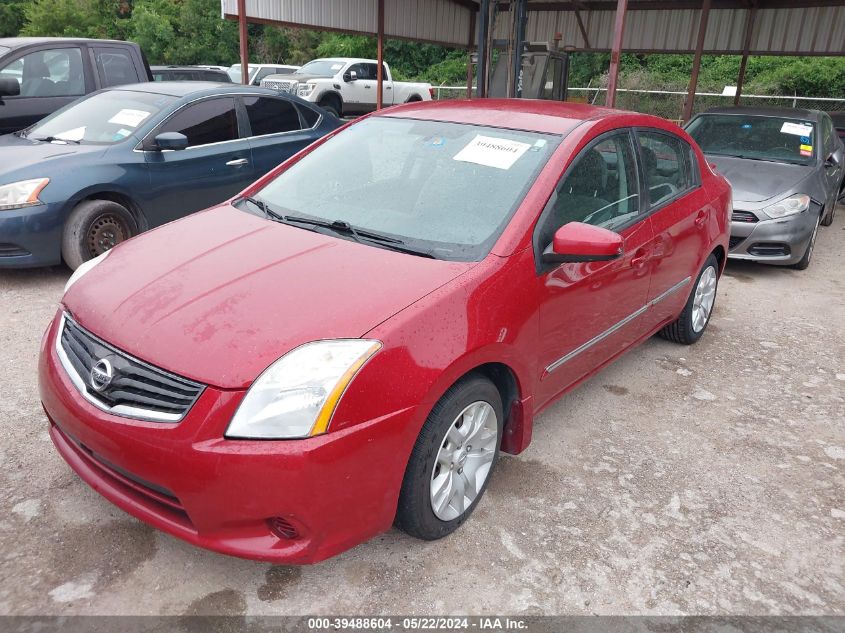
[21,0,127,39]
[0,1,28,37]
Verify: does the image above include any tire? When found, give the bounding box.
[318,97,341,118]
[792,212,821,271]
[820,202,834,227]
[659,254,719,345]
[62,199,138,270]
[395,374,503,540]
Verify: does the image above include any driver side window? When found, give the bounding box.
[539,132,640,250]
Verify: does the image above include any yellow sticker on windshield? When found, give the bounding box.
[800,144,812,152]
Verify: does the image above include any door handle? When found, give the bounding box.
[694,210,707,226]
[364,85,371,89]
[226,158,249,167]
[631,248,650,268]
[386,86,392,90]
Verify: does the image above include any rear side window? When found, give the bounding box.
[243,96,301,136]
[157,98,238,147]
[95,49,140,88]
[297,104,320,128]
[637,131,695,208]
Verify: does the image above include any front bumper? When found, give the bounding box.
[0,202,65,268]
[39,312,415,564]
[728,207,819,266]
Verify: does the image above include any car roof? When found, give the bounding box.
[105,81,318,105]
[699,106,824,121]
[0,37,129,48]
[151,66,226,72]
[380,99,632,136]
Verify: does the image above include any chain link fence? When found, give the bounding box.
[433,85,845,121]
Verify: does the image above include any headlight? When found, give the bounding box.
[226,339,382,439]
[0,178,49,211]
[761,194,811,219]
[64,250,110,294]
[298,83,315,97]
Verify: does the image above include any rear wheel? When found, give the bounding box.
[659,254,719,345]
[395,375,502,540]
[62,200,138,270]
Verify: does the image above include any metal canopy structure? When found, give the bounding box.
[222,0,845,119]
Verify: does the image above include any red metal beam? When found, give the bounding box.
[520,0,845,9]
[734,6,757,104]
[238,0,248,85]
[606,0,628,108]
[466,10,476,98]
[683,0,712,122]
[377,0,384,110]
[574,8,591,48]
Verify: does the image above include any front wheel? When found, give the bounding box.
[820,202,835,227]
[395,375,503,540]
[659,254,719,345]
[62,200,138,270]
[792,213,820,270]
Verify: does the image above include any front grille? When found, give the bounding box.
[57,315,204,422]
[732,210,759,223]
[263,79,296,93]
[729,235,745,250]
[0,243,30,257]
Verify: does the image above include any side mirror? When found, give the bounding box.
[542,222,624,265]
[154,132,188,151]
[826,150,842,167]
[344,70,358,82]
[0,77,20,97]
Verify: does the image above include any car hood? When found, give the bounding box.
[64,205,474,389]
[705,154,814,203]
[0,133,107,180]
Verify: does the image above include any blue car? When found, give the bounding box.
[0,82,339,268]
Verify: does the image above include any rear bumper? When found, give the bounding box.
[39,312,414,564]
[728,209,818,266]
[0,202,64,268]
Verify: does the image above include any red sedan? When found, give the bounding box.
[39,100,730,564]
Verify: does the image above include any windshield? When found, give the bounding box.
[253,117,559,261]
[295,60,345,77]
[687,114,817,166]
[227,64,257,83]
[24,90,176,144]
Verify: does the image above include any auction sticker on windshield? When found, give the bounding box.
[108,109,151,128]
[781,122,813,137]
[453,135,531,170]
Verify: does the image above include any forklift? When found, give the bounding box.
[472,0,571,101]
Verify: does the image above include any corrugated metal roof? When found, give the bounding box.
[223,0,845,55]
[221,0,474,47]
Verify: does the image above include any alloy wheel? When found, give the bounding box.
[429,401,498,521]
[691,266,717,333]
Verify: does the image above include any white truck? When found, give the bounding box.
[260,58,432,118]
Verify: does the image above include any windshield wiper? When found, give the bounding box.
[29,135,81,145]
[241,195,288,222]
[283,215,436,259]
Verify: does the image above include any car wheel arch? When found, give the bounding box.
[416,356,532,457]
[71,190,148,232]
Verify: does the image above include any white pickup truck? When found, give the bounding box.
[261,57,432,118]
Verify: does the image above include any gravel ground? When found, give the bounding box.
[1,205,843,616]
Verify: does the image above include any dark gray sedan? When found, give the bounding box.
[686,107,844,270]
